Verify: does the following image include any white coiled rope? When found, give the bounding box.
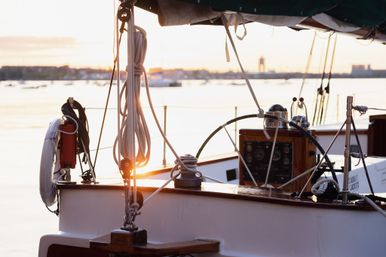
[113,25,151,168]
[311,178,340,196]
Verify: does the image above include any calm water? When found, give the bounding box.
[0,78,385,256]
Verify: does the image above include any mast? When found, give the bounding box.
[127,0,137,219]
[114,0,141,231]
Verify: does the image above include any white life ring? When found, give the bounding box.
[39,119,63,207]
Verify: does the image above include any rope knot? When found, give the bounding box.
[134,64,144,76]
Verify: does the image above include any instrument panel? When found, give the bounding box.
[243,141,293,184]
[239,129,316,192]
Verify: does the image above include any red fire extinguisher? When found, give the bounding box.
[59,121,77,169]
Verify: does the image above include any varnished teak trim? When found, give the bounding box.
[57,151,384,212]
[57,180,384,211]
[90,230,219,256]
[314,129,368,136]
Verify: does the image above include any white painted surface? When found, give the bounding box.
[147,157,239,184]
[39,185,386,257]
[317,134,368,155]
[335,156,386,194]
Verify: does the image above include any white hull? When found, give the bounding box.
[39,181,386,257]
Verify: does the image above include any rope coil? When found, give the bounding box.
[173,154,203,189]
[175,155,200,174]
[114,26,151,170]
[311,178,340,196]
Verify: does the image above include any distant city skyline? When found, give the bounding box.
[3,65,386,81]
[1,0,386,73]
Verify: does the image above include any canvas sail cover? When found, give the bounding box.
[135,0,386,42]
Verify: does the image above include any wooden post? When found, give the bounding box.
[162,105,167,166]
[234,106,238,151]
[352,93,356,118]
[342,96,353,204]
[336,94,339,122]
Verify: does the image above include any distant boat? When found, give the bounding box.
[22,84,47,89]
[93,81,105,87]
[146,76,182,87]
[64,81,74,86]
[22,86,40,89]
[142,72,182,87]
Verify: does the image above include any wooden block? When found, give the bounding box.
[90,230,219,256]
[133,239,220,255]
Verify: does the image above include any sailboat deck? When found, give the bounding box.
[57,179,385,211]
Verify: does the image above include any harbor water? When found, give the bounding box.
[1,78,385,256]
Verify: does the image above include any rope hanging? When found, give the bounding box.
[93,24,125,170]
[113,28,151,169]
[110,1,202,215]
[113,0,151,231]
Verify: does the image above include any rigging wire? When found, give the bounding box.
[320,34,338,125]
[292,31,316,120]
[223,125,258,186]
[277,165,317,190]
[297,120,346,198]
[93,29,124,170]
[351,117,374,195]
[116,1,122,178]
[127,24,203,204]
[142,64,201,174]
[297,32,317,103]
[312,32,333,126]
[221,14,264,116]
[140,71,205,206]
[361,195,386,218]
[367,107,386,112]
[112,0,117,58]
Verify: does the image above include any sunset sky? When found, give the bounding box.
[1,0,385,72]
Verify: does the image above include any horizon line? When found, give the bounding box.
[2,64,383,74]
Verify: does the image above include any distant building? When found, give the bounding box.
[351,64,368,75]
[0,65,111,80]
[258,57,266,73]
[351,64,386,77]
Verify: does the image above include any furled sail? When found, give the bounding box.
[135,0,386,42]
